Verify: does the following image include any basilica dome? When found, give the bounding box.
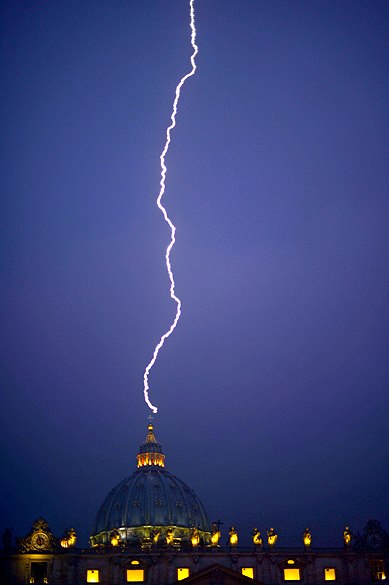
[90,423,211,547]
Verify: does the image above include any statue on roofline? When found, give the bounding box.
[343,526,353,546]
[303,528,312,547]
[229,526,238,546]
[252,528,262,546]
[210,523,221,546]
[267,527,278,548]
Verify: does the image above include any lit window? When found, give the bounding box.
[31,562,48,585]
[87,570,99,583]
[287,560,295,565]
[324,568,336,581]
[241,567,254,579]
[126,569,145,582]
[177,568,190,581]
[284,568,301,581]
[370,561,386,581]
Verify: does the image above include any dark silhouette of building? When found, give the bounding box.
[1,424,388,584]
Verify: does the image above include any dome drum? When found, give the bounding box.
[90,525,211,548]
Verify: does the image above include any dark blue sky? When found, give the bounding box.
[1,0,388,547]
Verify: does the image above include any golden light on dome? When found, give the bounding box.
[137,452,165,468]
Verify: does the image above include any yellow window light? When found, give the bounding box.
[86,569,99,583]
[126,569,144,582]
[177,568,190,581]
[284,568,301,581]
[325,568,336,581]
[241,567,254,579]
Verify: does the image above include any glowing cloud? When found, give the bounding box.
[143,0,198,413]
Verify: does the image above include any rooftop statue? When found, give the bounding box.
[60,528,77,549]
[151,528,160,544]
[252,528,262,546]
[191,527,200,547]
[110,530,120,547]
[229,526,238,546]
[166,527,174,545]
[303,528,312,548]
[210,523,221,546]
[267,527,278,548]
[343,526,353,546]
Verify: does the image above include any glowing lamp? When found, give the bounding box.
[166,528,174,545]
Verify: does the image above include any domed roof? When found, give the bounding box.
[91,423,211,546]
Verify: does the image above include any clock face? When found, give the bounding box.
[32,532,49,550]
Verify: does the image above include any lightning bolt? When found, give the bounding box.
[143,0,198,414]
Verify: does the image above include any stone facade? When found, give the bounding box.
[1,536,388,585]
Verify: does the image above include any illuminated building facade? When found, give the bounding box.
[1,425,388,585]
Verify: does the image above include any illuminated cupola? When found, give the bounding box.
[137,424,165,468]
